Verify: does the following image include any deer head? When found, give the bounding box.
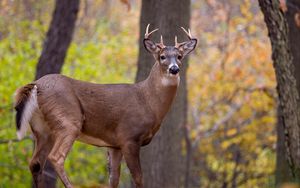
[143,24,197,76]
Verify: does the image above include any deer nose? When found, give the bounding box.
[169,65,180,75]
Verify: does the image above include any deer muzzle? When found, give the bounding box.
[169,65,180,75]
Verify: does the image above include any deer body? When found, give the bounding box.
[14,25,197,188]
[34,62,178,148]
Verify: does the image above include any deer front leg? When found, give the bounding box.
[122,143,143,188]
[47,127,79,188]
[107,148,123,188]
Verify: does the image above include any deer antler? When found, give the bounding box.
[144,24,158,39]
[158,35,165,48]
[175,27,195,47]
[181,27,193,39]
[144,24,165,48]
[175,36,179,47]
[160,35,164,44]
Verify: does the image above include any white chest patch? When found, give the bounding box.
[161,75,180,86]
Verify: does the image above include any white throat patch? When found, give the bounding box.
[161,75,180,86]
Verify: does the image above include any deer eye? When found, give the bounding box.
[160,55,166,60]
[177,55,182,60]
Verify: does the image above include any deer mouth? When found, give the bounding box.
[167,71,180,77]
[170,71,179,75]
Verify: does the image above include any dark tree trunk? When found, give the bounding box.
[276,0,300,184]
[258,0,300,183]
[33,0,79,187]
[276,107,294,184]
[286,3,300,86]
[136,0,191,187]
[35,0,79,80]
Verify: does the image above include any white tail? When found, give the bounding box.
[16,85,38,140]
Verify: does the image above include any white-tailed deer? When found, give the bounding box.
[14,24,197,188]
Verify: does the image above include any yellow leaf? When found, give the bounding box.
[227,128,237,136]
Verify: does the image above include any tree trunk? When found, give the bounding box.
[258,0,300,182]
[35,0,79,80]
[33,0,79,187]
[285,0,300,110]
[276,107,294,184]
[276,0,300,184]
[136,0,191,187]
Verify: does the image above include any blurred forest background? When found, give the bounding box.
[0,0,299,187]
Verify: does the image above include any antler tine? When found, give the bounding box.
[157,35,166,48]
[175,36,178,46]
[180,27,192,39]
[148,28,159,37]
[174,35,186,48]
[145,24,159,39]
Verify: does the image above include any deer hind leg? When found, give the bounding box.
[47,123,80,188]
[107,148,123,188]
[30,112,54,187]
[30,134,54,187]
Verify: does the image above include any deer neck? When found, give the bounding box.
[139,62,179,121]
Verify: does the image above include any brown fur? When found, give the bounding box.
[15,26,197,188]
[33,63,177,148]
[14,83,36,107]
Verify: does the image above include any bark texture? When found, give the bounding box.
[276,0,300,184]
[33,0,79,187]
[35,0,79,80]
[136,0,191,187]
[276,107,294,184]
[285,0,300,102]
[258,0,300,182]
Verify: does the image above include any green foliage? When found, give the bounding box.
[63,25,137,84]
[0,20,41,187]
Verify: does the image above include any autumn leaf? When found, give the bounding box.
[120,0,131,11]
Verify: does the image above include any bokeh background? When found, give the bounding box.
[0,0,278,187]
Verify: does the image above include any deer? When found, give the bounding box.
[14,24,197,188]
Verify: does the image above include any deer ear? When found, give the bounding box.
[144,39,161,54]
[178,39,197,57]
